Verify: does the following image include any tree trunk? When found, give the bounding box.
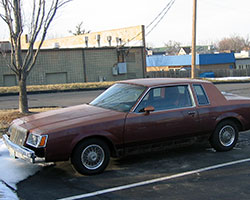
[18,76,29,113]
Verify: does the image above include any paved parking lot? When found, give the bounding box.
[1,82,250,200]
[17,132,250,200]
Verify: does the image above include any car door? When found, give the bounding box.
[123,85,201,149]
[192,83,214,134]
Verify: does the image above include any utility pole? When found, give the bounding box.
[191,0,197,79]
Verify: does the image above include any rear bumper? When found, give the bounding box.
[3,134,37,163]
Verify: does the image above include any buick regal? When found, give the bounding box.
[3,78,250,175]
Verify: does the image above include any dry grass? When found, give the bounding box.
[0,108,59,137]
[0,81,114,94]
[0,81,115,136]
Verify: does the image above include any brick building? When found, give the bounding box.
[0,47,145,86]
[0,25,146,86]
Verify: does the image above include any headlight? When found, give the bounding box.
[26,133,48,148]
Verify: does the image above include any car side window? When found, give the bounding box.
[135,85,193,112]
[193,84,209,105]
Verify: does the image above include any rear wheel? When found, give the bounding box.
[71,138,110,175]
[210,120,238,151]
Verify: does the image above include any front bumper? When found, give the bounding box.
[3,134,37,163]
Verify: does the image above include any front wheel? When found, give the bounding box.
[210,120,238,152]
[71,138,110,175]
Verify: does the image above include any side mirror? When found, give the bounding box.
[144,106,155,114]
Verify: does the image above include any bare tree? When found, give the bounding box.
[69,21,90,36]
[0,0,72,113]
[216,35,250,53]
[164,40,181,55]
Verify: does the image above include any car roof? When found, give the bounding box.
[118,78,210,87]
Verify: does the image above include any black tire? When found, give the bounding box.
[210,120,238,152]
[71,138,110,175]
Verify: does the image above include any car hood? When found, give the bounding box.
[18,104,124,133]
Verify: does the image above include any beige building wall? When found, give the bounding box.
[21,25,144,49]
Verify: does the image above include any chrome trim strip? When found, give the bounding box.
[3,134,36,163]
[131,87,151,112]
[188,84,196,107]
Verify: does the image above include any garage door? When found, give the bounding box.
[46,72,67,84]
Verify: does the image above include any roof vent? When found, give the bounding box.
[53,42,60,49]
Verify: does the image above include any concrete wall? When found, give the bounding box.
[0,47,145,86]
[27,49,85,85]
[0,54,14,86]
[84,48,144,82]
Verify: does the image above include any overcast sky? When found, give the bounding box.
[1,0,250,47]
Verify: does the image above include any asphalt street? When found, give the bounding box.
[1,82,250,200]
[0,89,104,109]
[1,82,250,109]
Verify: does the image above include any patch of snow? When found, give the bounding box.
[0,139,47,200]
[0,181,18,200]
[207,76,250,81]
[222,91,250,100]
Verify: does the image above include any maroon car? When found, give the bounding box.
[3,78,250,175]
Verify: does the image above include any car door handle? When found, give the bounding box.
[188,111,196,116]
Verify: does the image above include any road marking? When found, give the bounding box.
[58,158,250,200]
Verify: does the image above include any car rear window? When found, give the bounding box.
[193,84,209,105]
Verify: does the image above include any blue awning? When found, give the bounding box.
[146,53,235,67]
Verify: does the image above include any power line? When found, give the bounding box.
[146,0,176,36]
[120,0,176,47]
[146,0,175,29]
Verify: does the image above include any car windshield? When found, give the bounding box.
[90,83,146,112]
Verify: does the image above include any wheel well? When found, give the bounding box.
[71,136,117,158]
[217,117,243,132]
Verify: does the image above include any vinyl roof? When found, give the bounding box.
[118,78,210,87]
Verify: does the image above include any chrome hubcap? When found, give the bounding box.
[219,125,235,147]
[81,144,104,170]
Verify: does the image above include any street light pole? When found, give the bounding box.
[191,0,197,79]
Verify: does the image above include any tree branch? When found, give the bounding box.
[26,0,72,73]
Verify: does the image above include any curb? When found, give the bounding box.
[0,87,107,97]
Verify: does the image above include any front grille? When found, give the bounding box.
[9,124,28,146]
